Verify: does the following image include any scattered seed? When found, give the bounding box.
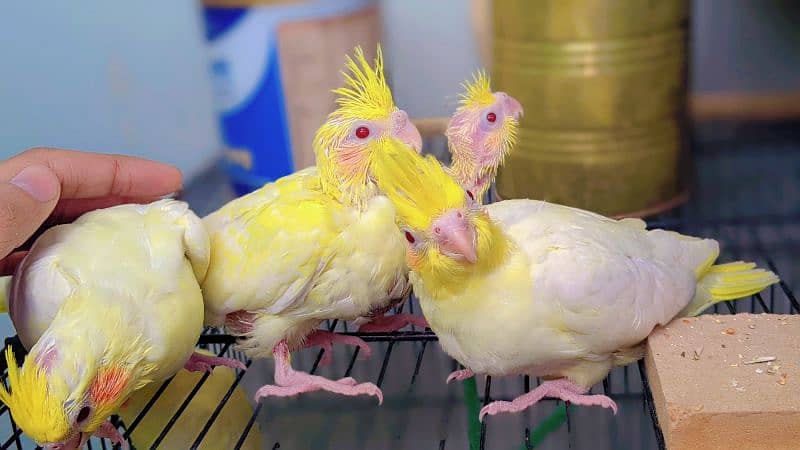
[682,319,691,324]
[755,368,764,374]
[723,328,736,335]
[778,373,788,385]
[748,324,756,329]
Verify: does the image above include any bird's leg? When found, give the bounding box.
[254,341,383,403]
[446,369,475,383]
[302,329,372,366]
[479,378,617,421]
[94,420,129,450]
[183,351,246,373]
[357,313,429,333]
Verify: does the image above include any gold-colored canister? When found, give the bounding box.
[492,0,689,216]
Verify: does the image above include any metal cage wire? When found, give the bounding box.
[0,120,798,449]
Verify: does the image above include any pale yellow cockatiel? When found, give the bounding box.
[445,71,523,203]
[370,146,781,421]
[0,199,243,449]
[200,45,425,403]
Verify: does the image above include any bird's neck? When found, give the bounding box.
[316,150,377,209]
[448,140,495,200]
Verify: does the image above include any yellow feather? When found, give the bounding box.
[371,143,511,296]
[458,69,495,108]
[314,43,400,207]
[372,145,467,232]
[0,347,70,444]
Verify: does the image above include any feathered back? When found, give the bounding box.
[0,347,70,444]
[372,144,468,232]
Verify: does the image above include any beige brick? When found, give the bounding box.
[645,313,800,450]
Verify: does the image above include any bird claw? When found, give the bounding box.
[183,351,246,373]
[95,420,129,450]
[303,330,372,366]
[255,372,383,404]
[357,313,429,333]
[478,378,617,422]
[446,369,475,384]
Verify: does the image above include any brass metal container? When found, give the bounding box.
[492,0,690,216]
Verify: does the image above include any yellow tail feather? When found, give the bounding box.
[680,261,780,317]
[0,275,10,314]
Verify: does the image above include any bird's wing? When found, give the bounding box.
[201,169,344,317]
[487,199,697,357]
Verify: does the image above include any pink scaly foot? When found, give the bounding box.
[479,378,617,421]
[254,341,383,404]
[357,313,430,333]
[95,420,129,450]
[302,329,373,367]
[184,351,246,373]
[446,369,475,384]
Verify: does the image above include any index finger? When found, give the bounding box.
[4,147,183,200]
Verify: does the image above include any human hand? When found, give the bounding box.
[0,147,183,275]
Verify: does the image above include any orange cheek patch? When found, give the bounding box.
[337,145,367,176]
[406,249,422,269]
[89,367,130,405]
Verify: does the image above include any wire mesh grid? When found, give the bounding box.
[0,120,798,449]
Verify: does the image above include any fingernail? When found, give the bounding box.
[10,165,59,202]
[158,190,181,200]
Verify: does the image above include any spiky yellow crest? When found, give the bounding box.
[372,144,467,232]
[459,69,494,108]
[0,347,70,444]
[330,44,395,121]
[314,43,401,207]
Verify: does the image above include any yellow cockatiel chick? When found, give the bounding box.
[445,71,522,204]
[200,45,424,404]
[370,147,780,421]
[0,199,243,449]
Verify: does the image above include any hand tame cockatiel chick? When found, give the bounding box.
[0,199,243,449]
[370,147,780,421]
[200,45,424,404]
[446,71,522,204]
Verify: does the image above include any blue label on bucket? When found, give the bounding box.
[202,0,375,196]
[204,7,293,195]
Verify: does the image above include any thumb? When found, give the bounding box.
[0,164,61,258]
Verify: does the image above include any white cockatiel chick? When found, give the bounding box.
[370,147,780,421]
[0,199,243,449]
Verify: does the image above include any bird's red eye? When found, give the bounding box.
[467,190,475,201]
[404,231,415,243]
[355,126,370,139]
[486,112,497,123]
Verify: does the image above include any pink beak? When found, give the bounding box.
[432,209,477,263]
[499,92,524,120]
[391,109,423,153]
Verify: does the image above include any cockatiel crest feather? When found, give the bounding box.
[314,43,421,208]
[331,44,395,121]
[373,149,467,231]
[458,69,495,108]
[0,347,69,443]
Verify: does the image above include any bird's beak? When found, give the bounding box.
[500,92,524,120]
[432,209,477,264]
[391,109,423,153]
